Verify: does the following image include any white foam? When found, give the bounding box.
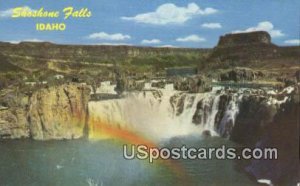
[257,179,273,186]
[89,90,222,141]
[164,83,174,91]
[96,81,117,94]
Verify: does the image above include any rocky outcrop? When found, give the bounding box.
[122,79,145,91]
[230,95,277,145]
[217,31,271,47]
[209,31,280,62]
[214,94,233,136]
[173,76,212,93]
[151,81,166,89]
[192,98,212,125]
[218,86,299,185]
[219,68,265,82]
[250,88,299,185]
[0,83,91,140]
[0,109,29,139]
[295,70,300,82]
[28,84,90,140]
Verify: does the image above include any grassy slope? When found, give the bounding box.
[0,42,211,75]
[0,54,24,72]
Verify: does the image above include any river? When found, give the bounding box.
[0,137,257,186]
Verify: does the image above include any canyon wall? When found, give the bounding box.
[234,86,299,186]
[0,42,209,62]
[0,83,90,140]
[0,109,29,139]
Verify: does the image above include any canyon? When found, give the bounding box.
[0,31,299,185]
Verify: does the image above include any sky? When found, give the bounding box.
[0,0,299,48]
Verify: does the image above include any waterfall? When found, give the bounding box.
[88,84,295,141]
[88,86,238,141]
[218,94,242,138]
[89,90,200,140]
[88,84,299,141]
[205,95,221,134]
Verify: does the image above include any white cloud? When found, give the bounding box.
[8,38,44,44]
[158,45,178,48]
[176,35,206,42]
[233,21,284,38]
[0,6,35,18]
[141,39,161,44]
[201,22,222,29]
[284,39,300,45]
[94,43,132,46]
[0,8,13,18]
[87,32,131,41]
[121,3,217,25]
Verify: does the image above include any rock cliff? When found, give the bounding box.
[233,86,300,185]
[0,83,90,140]
[219,67,265,82]
[208,31,300,64]
[0,109,29,139]
[173,75,212,93]
[217,31,271,47]
[250,89,299,185]
[28,84,90,140]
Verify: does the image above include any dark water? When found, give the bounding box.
[0,137,257,186]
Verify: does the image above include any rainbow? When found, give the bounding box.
[88,117,193,186]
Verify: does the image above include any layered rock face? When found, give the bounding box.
[0,84,90,140]
[232,86,299,186]
[0,109,29,139]
[28,84,90,140]
[0,42,208,62]
[219,68,265,82]
[229,95,277,145]
[217,31,271,47]
[209,31,280,61]
[173,75,212,93]
[255,90,299,185]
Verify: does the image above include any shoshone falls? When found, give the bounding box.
[90,84,226,140]
[88,81,291,141]
[85,81,297,185]
[0,31,298,186]
[0,81,298,186]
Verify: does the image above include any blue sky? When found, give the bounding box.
[0,0,299,48]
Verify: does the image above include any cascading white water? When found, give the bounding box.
[96,81,117,94]
[205,95,221,134]
[143,82,152,90]
[165,83,174,91]
[88,83,294,141]
[88,84,236,141]
[89,90,202,140]
[218,94,242,137]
